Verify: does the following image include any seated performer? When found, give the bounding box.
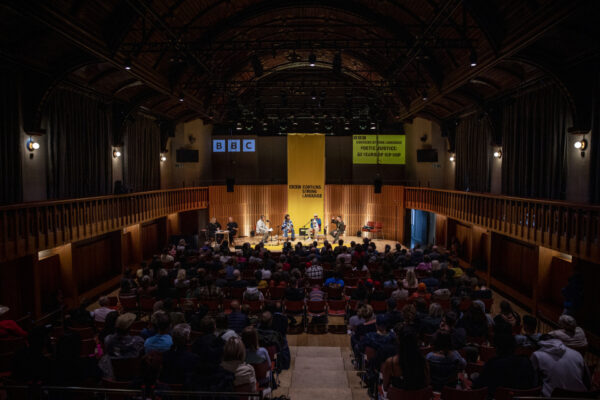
[310,213,322,239]
[256,215,270,244]
[226,216,238,244]
[208,217,221,242]
[282,214,295,241]
[330,215,345,242]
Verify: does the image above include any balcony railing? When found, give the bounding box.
[405,187,600,262]
[0,187,208,262]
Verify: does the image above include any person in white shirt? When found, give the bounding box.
[310,214,322,239]
[92,296,114,322]
[256,215,269,244]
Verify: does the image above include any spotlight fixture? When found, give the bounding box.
[178,93,185,102]
[370,121,377,130]
[113,149,122,158]
[469,49,478,67]
[422,90,428,102]
[26,137,40,151]
[308,52,316,67]
[236,122,243,131]
[124,58,132,70]
[449,153,456,162]
[574,138,587,150]
[493,149,502,159]
[160,154,167,162]
[344,121,350,131]
[311,89,317,100]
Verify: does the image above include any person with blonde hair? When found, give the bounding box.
[403,269,419,290]
[221,337,257,387]
[174,269,188,289]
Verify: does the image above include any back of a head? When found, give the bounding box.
[397,331,427,385]
[151,310,171,333]
[429,303,444,318]
[230,299,241,311]
[260,311,273,328]
[500,300,512,314]
[443,311,457,328]
[98,296,109,307]
[433,331,452,353]
[171,323,191,348]
[558,314,577,333]
[198,315,216,335]
[223,337,246,362]
[523,315,538,333]
[241,326,259,350]
[215,313,229,330]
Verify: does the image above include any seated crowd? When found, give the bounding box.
[0,237,596,399]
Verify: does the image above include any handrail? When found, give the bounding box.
[404,186,600,262]
[0,187,209,262]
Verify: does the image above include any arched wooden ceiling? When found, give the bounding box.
[0,0,597,128]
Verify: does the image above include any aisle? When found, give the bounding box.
[274,345,369,400]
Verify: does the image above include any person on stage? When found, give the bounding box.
[256,215,270,244]
[282,214,295,241]
[330,215,346,242]
[310,213,322,239]
[226,216,238,244]
[208,217,221,242]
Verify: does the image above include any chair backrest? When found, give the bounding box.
[229,287,245,300]
[69,326,95,339]
[0,337,26,353]
[370,300,387,313]
[112,357,142,381]
[325,286,343,299]
[269,287,285,300]
[387,386,433,400]
[266,345,277,361]
[119,295,138,311]
[465,362,484,375]
[374,222,383,229]
[364,346,377,361]
[308,278,323,286]
[494,386,541,400]
[481,298,493,312]
[251,360,271,381]
[328,299,346,311]
[366,221,375,228]
[243,300,263,313]
[441,386,487,400]
[139,296,156,311]
[80,338,97,357]
[200,299,221,311]
[284,300,305,313]
[307,300,326,313]
[479,345,496,362]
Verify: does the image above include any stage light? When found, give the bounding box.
[370,121,377,130]
[160,154,167,162]
[422,90,428,102]
[113,148,122,158]
[449,153,456,162]
[308,53,316,67]
[311,89,317,100]
[236,122,243,131]
[493,149,502,159]
[178,93,185,102]
[124,58,132,70]
[469,49,477,67]
[574,139,587,150]
[26,137,40,151]
[344,121,350,130]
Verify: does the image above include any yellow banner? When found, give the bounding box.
[353,134,406,164]
[287,134,325,233]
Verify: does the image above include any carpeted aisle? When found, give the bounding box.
[274,345,368,400]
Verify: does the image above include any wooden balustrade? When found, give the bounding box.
[405,187,600,262]
[0,187,208,262]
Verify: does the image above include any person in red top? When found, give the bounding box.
[0,306,28,338]
[410,283,432,301]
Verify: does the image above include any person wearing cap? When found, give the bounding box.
[0,306,27,338]
[104,313,144,358]
[549,314,588,349]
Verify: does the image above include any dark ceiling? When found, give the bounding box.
[1,0,598,133]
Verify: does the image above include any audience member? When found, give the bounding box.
[221,337,257,388]
[91,296,114,322]
[144,311,173,353]
[382,330,430,392]
[549,314,588,349]
[515,315,542,348]
[160,323,199,385]
[426,332,466,391]
[228,300,250,334]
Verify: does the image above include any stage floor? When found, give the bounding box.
[230,234,400,252]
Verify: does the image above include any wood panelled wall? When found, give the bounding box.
[209,186,287,238]
[324,185,405,242]
[208,185,406,242]
[72,232,122,296]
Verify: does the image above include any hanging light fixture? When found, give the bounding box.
[449,153,456,162]
[469,49,478,67]
[422,90,428,102]
[493,148,502,159]
[113,148,122,158]
[160,154,167,162]
[574,138,587,150]
[26,136,40,151]
[308,52,316,67]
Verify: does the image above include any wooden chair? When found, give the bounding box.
[200,299,221,314]
[138,296,156,315]
[307,300,327,317]
[327,299,347,316]
[494,386,542,400]
[284,300,305,315]
[387,386,433,400]
[441,386,488,400]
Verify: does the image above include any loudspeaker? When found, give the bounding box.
[226,178,235,192]
[374,178,382,193]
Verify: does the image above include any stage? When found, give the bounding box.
[229,234,401,252]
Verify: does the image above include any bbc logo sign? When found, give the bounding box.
[213,139,255,153]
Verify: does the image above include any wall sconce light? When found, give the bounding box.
[449,153,456,162]
[573,138,587,150]
[113,148,122,158]
[493,149,502,159]
[26,136,40,151]
[160,154,167,162]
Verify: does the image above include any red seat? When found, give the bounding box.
[269,287,285,300]
[494,386,541,400]
[251,360,271,389]
[347,299,359,312]
[327,300,347,316]
[180,297,199,311]
[118,295,138,313]
[284,300,305,314]
[361,221,375,233]
[112,357,142,381]
[222,298,234,314]
[364,345,377,362]
[481,298,493,313]
[387,386,433,400]
[479,345,496,362]
[441,386,487,400]
[139,296,156,314]
[307,300,327,316]
[200,299,221,313]
[107,296,118,307]
[0,337,26,354]
[345,277,359,287]
[229,287,245,300]
[324,286,343,299]
[465,362,484,375]
[370,300,387,314]
[69,326,95,339]
[243,300,263,313]
[80,338,97,357]
[308,278,323,287]
[371,221,384,239]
